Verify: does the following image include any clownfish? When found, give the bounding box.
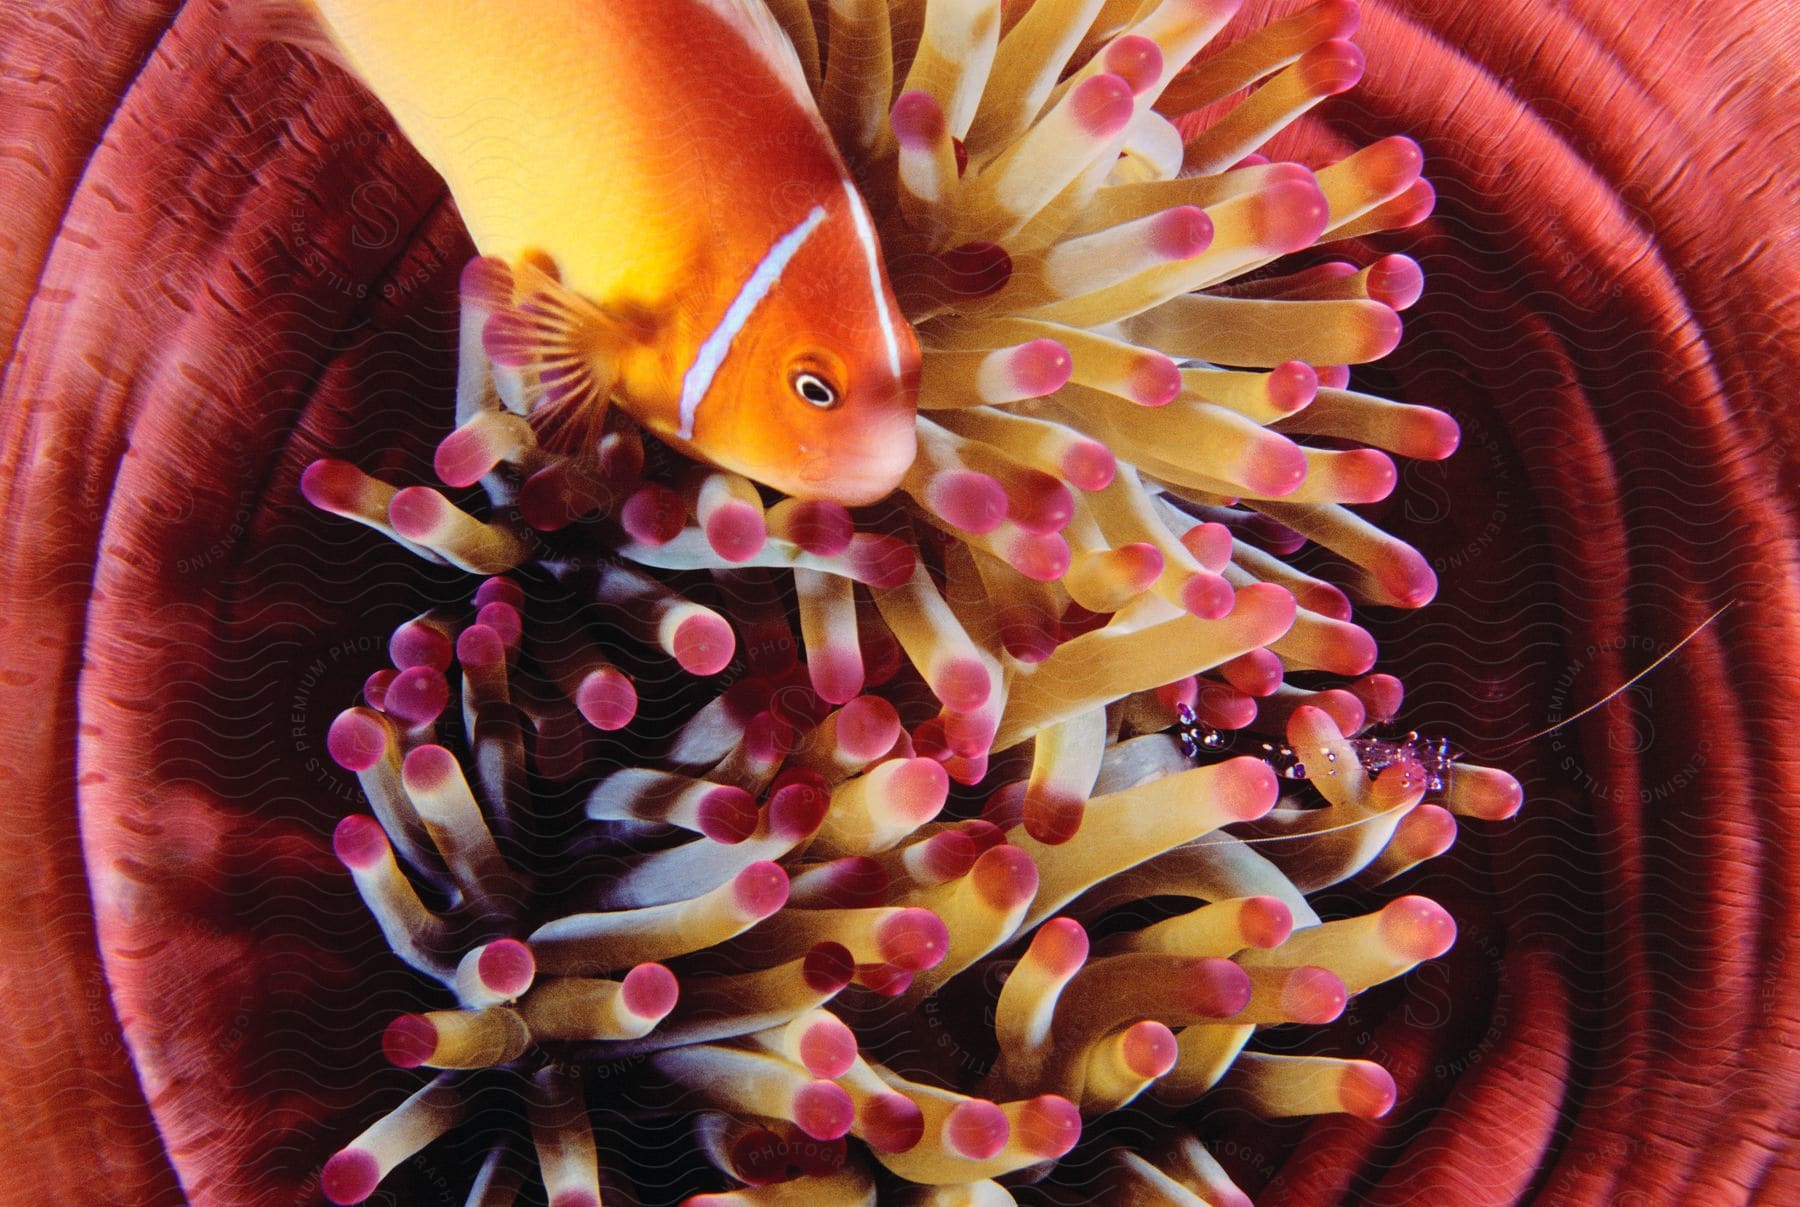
[256,0,920,506]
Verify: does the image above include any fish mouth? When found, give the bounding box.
[821,477,901,507]
[796,433,915,506]
[796,458,901,507]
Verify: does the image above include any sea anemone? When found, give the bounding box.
[2,0,1796,1205]
[308,571,1476,1202]
[290,0,1526,1200]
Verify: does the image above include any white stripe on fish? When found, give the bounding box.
[678,204,829,440]
[841,176,903,379]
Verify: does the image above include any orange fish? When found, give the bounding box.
[259,0,920,505]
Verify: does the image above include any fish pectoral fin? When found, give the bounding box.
[479,257,639,457]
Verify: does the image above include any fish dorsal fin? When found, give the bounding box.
[691,0,818,114]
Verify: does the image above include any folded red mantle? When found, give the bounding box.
[0,1,1794,1204]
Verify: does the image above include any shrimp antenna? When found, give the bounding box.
[1202,802,1415,848]
[1194,600,1735,850]
[1482,599,1734,756]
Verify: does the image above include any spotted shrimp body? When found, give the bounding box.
[275,0,920,505]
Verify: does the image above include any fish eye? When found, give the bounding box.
[792,371,840,410]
